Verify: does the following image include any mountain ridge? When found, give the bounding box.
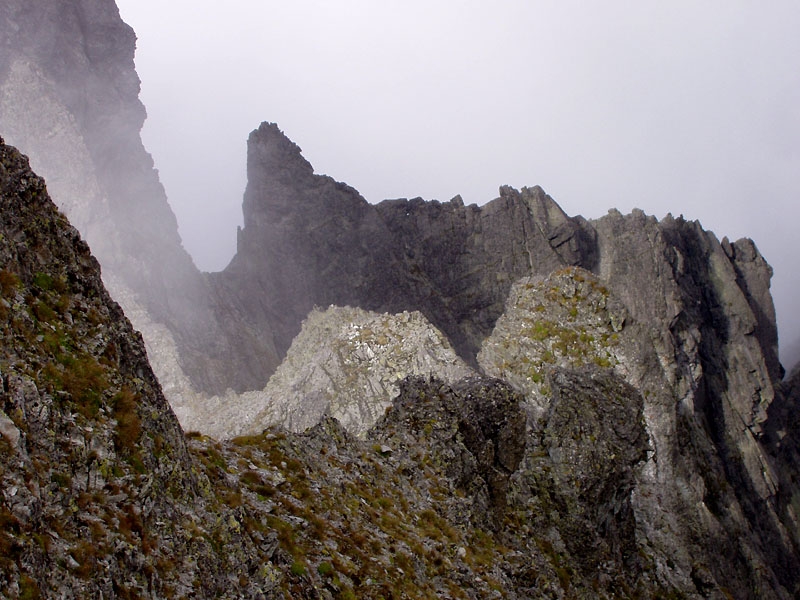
[1,2,800,597]
[10,132,796,597]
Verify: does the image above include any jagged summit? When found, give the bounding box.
[214,129,600,393]
[245,122,316,192]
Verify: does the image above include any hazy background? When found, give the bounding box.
[116,1,800,367]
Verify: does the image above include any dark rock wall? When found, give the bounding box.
[2,4,798,597]
[213,123,799,596]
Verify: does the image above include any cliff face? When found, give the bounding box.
[0,0,255,398]
[213,124,784,393]
[9,134,798,598]
[2,4,800,596]
[480,266,799,596]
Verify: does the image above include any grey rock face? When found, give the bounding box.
[210,123,598,392]
[763,365,800,557]
[0,0,254,399]
[479,268,628,421]
[179,305,475,439]
[480,264,799,597]
[3,4,799,595]
[252,306,475,437]
[363,373,652,595]
[522,367,649,582]
[205,121,800,593]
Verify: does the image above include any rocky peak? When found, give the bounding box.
[3,4,800,596]
[176,305,475,440]
[213,131,599,392]
[245,122,315,195]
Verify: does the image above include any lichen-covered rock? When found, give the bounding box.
[478,267,628,420]
[255,306,475,437]
[371,376,527,526]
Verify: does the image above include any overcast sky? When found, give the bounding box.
[115,1,800,363]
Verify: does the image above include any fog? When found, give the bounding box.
[116,1,800,366]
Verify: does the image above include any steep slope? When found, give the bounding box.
[3,135,800,598]
[188,373,657,599]
[210,123,799,595]
[481,267,799,597]
[0,0,261,398]
[0,139,289,597]
[0,140,658,597]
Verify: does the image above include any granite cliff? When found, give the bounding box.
[203,123,800,596]
[211,123,598,392]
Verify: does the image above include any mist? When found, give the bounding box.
[115,1,800,367]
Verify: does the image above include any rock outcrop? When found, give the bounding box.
[3,130,800,597]
[481,266,799,597]
[210,124,785,395]
[200,121,800,593]
[210,122,598,392]
[3,3,800,597]
[206,134,800,592]
[177,305,474,439]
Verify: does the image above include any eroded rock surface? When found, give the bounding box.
[480,264,799,597]
[210,123,598,392]
[2,133,800,598]
[2,4,800,597]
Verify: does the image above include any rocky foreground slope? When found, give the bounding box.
[3,137,800,598]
